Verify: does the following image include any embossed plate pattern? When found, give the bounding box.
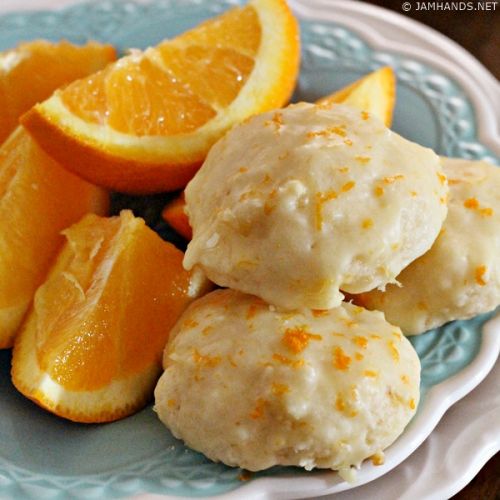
[0,0,498,498]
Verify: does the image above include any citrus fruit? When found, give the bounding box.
[0,39,116,144]
[161,193,192,240]
[22,0,300,194]
[12,210,211,423]
[317,66,396,127]
[0,127,108,349]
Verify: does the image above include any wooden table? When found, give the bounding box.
[367,0,499,79]
[368,2,499,497]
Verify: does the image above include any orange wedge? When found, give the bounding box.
[317,66,396,127]
[0,127,108,349]
[12,210,210,423]
[22,0,300,194]
[161,193,192,240]
[0,39,116,144]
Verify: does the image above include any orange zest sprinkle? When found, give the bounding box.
[312,309,329,317]
[370,334,382,340]
[307,125,346,140]
[355,155,371,165]
[338,166,350,173]
[410,190,418,197]
[335,394,357,417]
[354,352,364,361]
[202,325,214,335]
[341,181,355,192]
[437,172,447,185]
[344,138,353,146]
[192,349,221,368]
[239,166,248,173]
[272,112,283,130]
[387,340,400,362]
[464,197,479,209]
[374,186,384,197]
[271,382,289,396]
[264,188,277,215]
[361,111,370,120]
[333,346,352,370]
[167,399,176,408]
[352,336,368,348]
[475,265,487,286]
[343,319,358,328]
[401,374,410,384]
[315,190,337,230]
[246,303,260,320]
[383,174,404,184]
[480,207,494,217]
[335,394,346,412]
[371,452,384,466]
[249,398,266,419]
[183,319,199,329]
[331,126,347,137]
[363,370,378,378]
[272,353,304,368]
[265,112,283,131]
[282,326,322,354]
[261,174,272,185]
[463,197,493,216]
[409,398,416,410]
[362,218,373,229]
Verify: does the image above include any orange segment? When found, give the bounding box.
[162,193,192,240]
[0,40,116,143]
[157,44,255,109]
[0,127,108,349]
[104,56,217,135]
[317,67,396,127]
[12,210,211,423]
[22,0,300,194]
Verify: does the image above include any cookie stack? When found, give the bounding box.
[154,103,499,475]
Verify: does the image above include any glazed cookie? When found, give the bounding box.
[357,157,500,335]
[154,289,420,472]
[183,103,447,310]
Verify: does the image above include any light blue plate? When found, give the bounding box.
[0,0,498,498]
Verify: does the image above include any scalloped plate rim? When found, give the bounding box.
[0,1,498,499]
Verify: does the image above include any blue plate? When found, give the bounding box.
[0,0,498,498]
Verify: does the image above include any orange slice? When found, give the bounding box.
[317,66,396,127]
[12,210,211,423]
[0,127,108,349]
[22,0,300,194]
[0,39,116,144]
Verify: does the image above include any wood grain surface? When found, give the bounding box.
[367,0,499,79]
[367,2,498,498]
